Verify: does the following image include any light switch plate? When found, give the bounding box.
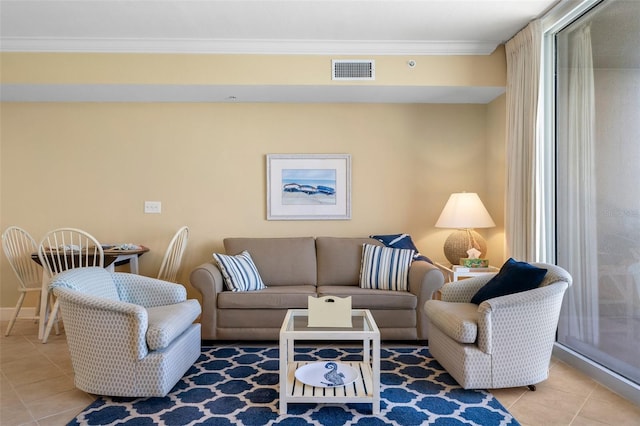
[144,201,162,214]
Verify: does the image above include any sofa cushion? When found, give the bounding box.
[213,251,266,292]
[316,237,383,286]
[146,299,201,351]
[224,237,317,286]
[318,286,417,309]
[368,309,417,328]
[424,300,479,344]
[217,309,290,329]
[359,244,414,291]
[217,285,316,309]
[470,258,548,305]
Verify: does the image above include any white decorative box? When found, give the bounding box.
[307,295,352,328]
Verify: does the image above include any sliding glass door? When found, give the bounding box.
[555,0,640,385]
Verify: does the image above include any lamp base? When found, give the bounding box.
[443,229,487,266]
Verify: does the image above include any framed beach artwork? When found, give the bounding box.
[267,154,351,220]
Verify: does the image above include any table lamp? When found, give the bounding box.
[435,192,496,265]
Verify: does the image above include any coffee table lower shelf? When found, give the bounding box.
[283,361,375,406]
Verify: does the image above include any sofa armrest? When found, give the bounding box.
[189,262,225,339]
[408,260,445,340]
[112,273,187,307]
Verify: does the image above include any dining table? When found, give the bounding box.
[100,244,150,274]
[32,244,149,340]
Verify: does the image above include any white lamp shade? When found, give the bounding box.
[435,192,496,229]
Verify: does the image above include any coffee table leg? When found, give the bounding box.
[279,337,288,415]
[372,336,381,414]
[363,338,370,364]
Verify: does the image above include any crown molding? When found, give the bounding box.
[0,37,499,55]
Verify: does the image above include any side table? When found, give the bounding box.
[434,262,499,282]
[451,265,499,281]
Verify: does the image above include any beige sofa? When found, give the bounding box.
[190,236,444,341]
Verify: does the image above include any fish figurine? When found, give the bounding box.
[321,362,345,386]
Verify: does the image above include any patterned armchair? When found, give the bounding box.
[49,267,201,397]
[424,262,572,390]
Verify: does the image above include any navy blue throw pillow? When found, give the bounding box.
[369,233,433,264]
[470,258,547,305]
[370,233,418,250]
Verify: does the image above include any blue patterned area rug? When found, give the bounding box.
[69,346,520,426]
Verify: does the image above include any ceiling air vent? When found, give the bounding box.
[332,59,375,81]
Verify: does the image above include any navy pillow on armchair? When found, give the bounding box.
[470,258,547,305]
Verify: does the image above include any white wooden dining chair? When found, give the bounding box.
[157,226,189,283]
[38,227,104,343]
[2,226,44,336]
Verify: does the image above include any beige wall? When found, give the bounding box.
[485,93,507,261]
[1,50,506,87]
[0,51,507,309]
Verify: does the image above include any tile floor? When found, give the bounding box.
[1,319,639,426]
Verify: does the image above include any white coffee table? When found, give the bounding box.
[279,309,380,415]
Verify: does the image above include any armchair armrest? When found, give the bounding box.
[408,260,445,340]
[476,281,569,354]
[439,274,495,303]
[52,287,149,360]
[112,273,187,307]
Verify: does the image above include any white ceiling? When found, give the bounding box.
[0,0,561,103]
[0,0,561,55]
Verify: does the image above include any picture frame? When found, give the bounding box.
[267,154,351,220]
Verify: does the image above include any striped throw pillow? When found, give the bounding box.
[359,244,414,291]
[213,251,266,292]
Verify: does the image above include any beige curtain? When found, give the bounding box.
[505,20,543,260]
